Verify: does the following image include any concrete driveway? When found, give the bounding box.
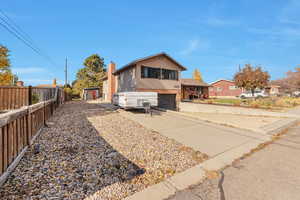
[120,110,268,157]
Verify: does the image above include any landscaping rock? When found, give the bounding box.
[0,101,208,200]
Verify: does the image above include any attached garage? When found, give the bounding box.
[158,94,176,110]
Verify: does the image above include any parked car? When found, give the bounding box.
[240,90,268,99]
[292,91,300,97]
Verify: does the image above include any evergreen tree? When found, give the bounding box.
[73,54,106,95]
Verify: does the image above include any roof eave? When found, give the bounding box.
[113,52,187,75]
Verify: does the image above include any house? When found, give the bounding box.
[209,79,242,98]
[103,52,187,110]
[265,85,280,96]
[36,79,63,88]
[16,81,24,87]
[181,79,210,100]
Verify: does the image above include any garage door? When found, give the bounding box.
[158,94,176,110]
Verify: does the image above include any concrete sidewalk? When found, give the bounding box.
[120,110,269,157]
[167,123,300,200]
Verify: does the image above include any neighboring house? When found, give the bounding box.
[103,52,186,110]
[102,75,108,101]
[181,79,210,100]
[209,79,242,98]
[82,87,100,100]
[265,85,280,96]
[36,79,63,88]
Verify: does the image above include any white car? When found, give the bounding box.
[240,90,268,99]
[292,91,300,97]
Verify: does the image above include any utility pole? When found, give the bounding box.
[65,57,68,87]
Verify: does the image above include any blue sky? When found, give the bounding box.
[1,0,299,85]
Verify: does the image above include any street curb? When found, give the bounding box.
[124,139,265,200]
[124,164,206,200]
[264,118,300,136]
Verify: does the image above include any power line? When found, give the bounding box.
[0,9,57,66]
[0,20,42,56]
[0,10,57,66]
[0,15,57,66]
[0,9,36,45]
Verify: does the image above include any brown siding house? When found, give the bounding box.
[181,79,210,100]
[105,52,186,110]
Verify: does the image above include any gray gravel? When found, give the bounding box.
[0,101,207,200]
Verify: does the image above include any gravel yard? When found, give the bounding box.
[0,101,207,200]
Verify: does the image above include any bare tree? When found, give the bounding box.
[271,66,300,94]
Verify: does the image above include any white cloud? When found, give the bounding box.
[204,17,239,27]
[283,28,300,37]
[247,27,300,37]
[180,39,205,56]
[12,67,46,75]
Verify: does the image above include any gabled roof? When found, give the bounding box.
[265,85,280,88]
[181,79,210,87]
[113,52,187,75]
[210,79,235,85]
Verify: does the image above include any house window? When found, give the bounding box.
[217,87,222,92]
[162,69,178,80]
[229,85,237,90]
[141,66,161,79]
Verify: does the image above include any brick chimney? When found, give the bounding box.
[107,62,116,102]
[16,81,24,87]
[53,78,57,87]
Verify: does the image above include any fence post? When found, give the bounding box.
[28,86,32,106]
[43,102,46,126]
[26,108,31,145]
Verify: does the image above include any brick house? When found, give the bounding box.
[209,79,243,98]
[102,52,187,110]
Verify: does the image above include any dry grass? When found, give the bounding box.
[195,97,300,109]
[205,170,219,179]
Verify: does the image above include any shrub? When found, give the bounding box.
[233,101,241,106]
[64,87,73,100]
[31,93,40,104]
[250,100,259,108]
[274,97,300,108]
[207,100,213,104]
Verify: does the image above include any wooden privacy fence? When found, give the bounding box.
[0,86,58,111]
[0,88,64,186]
[0,87,29,110]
